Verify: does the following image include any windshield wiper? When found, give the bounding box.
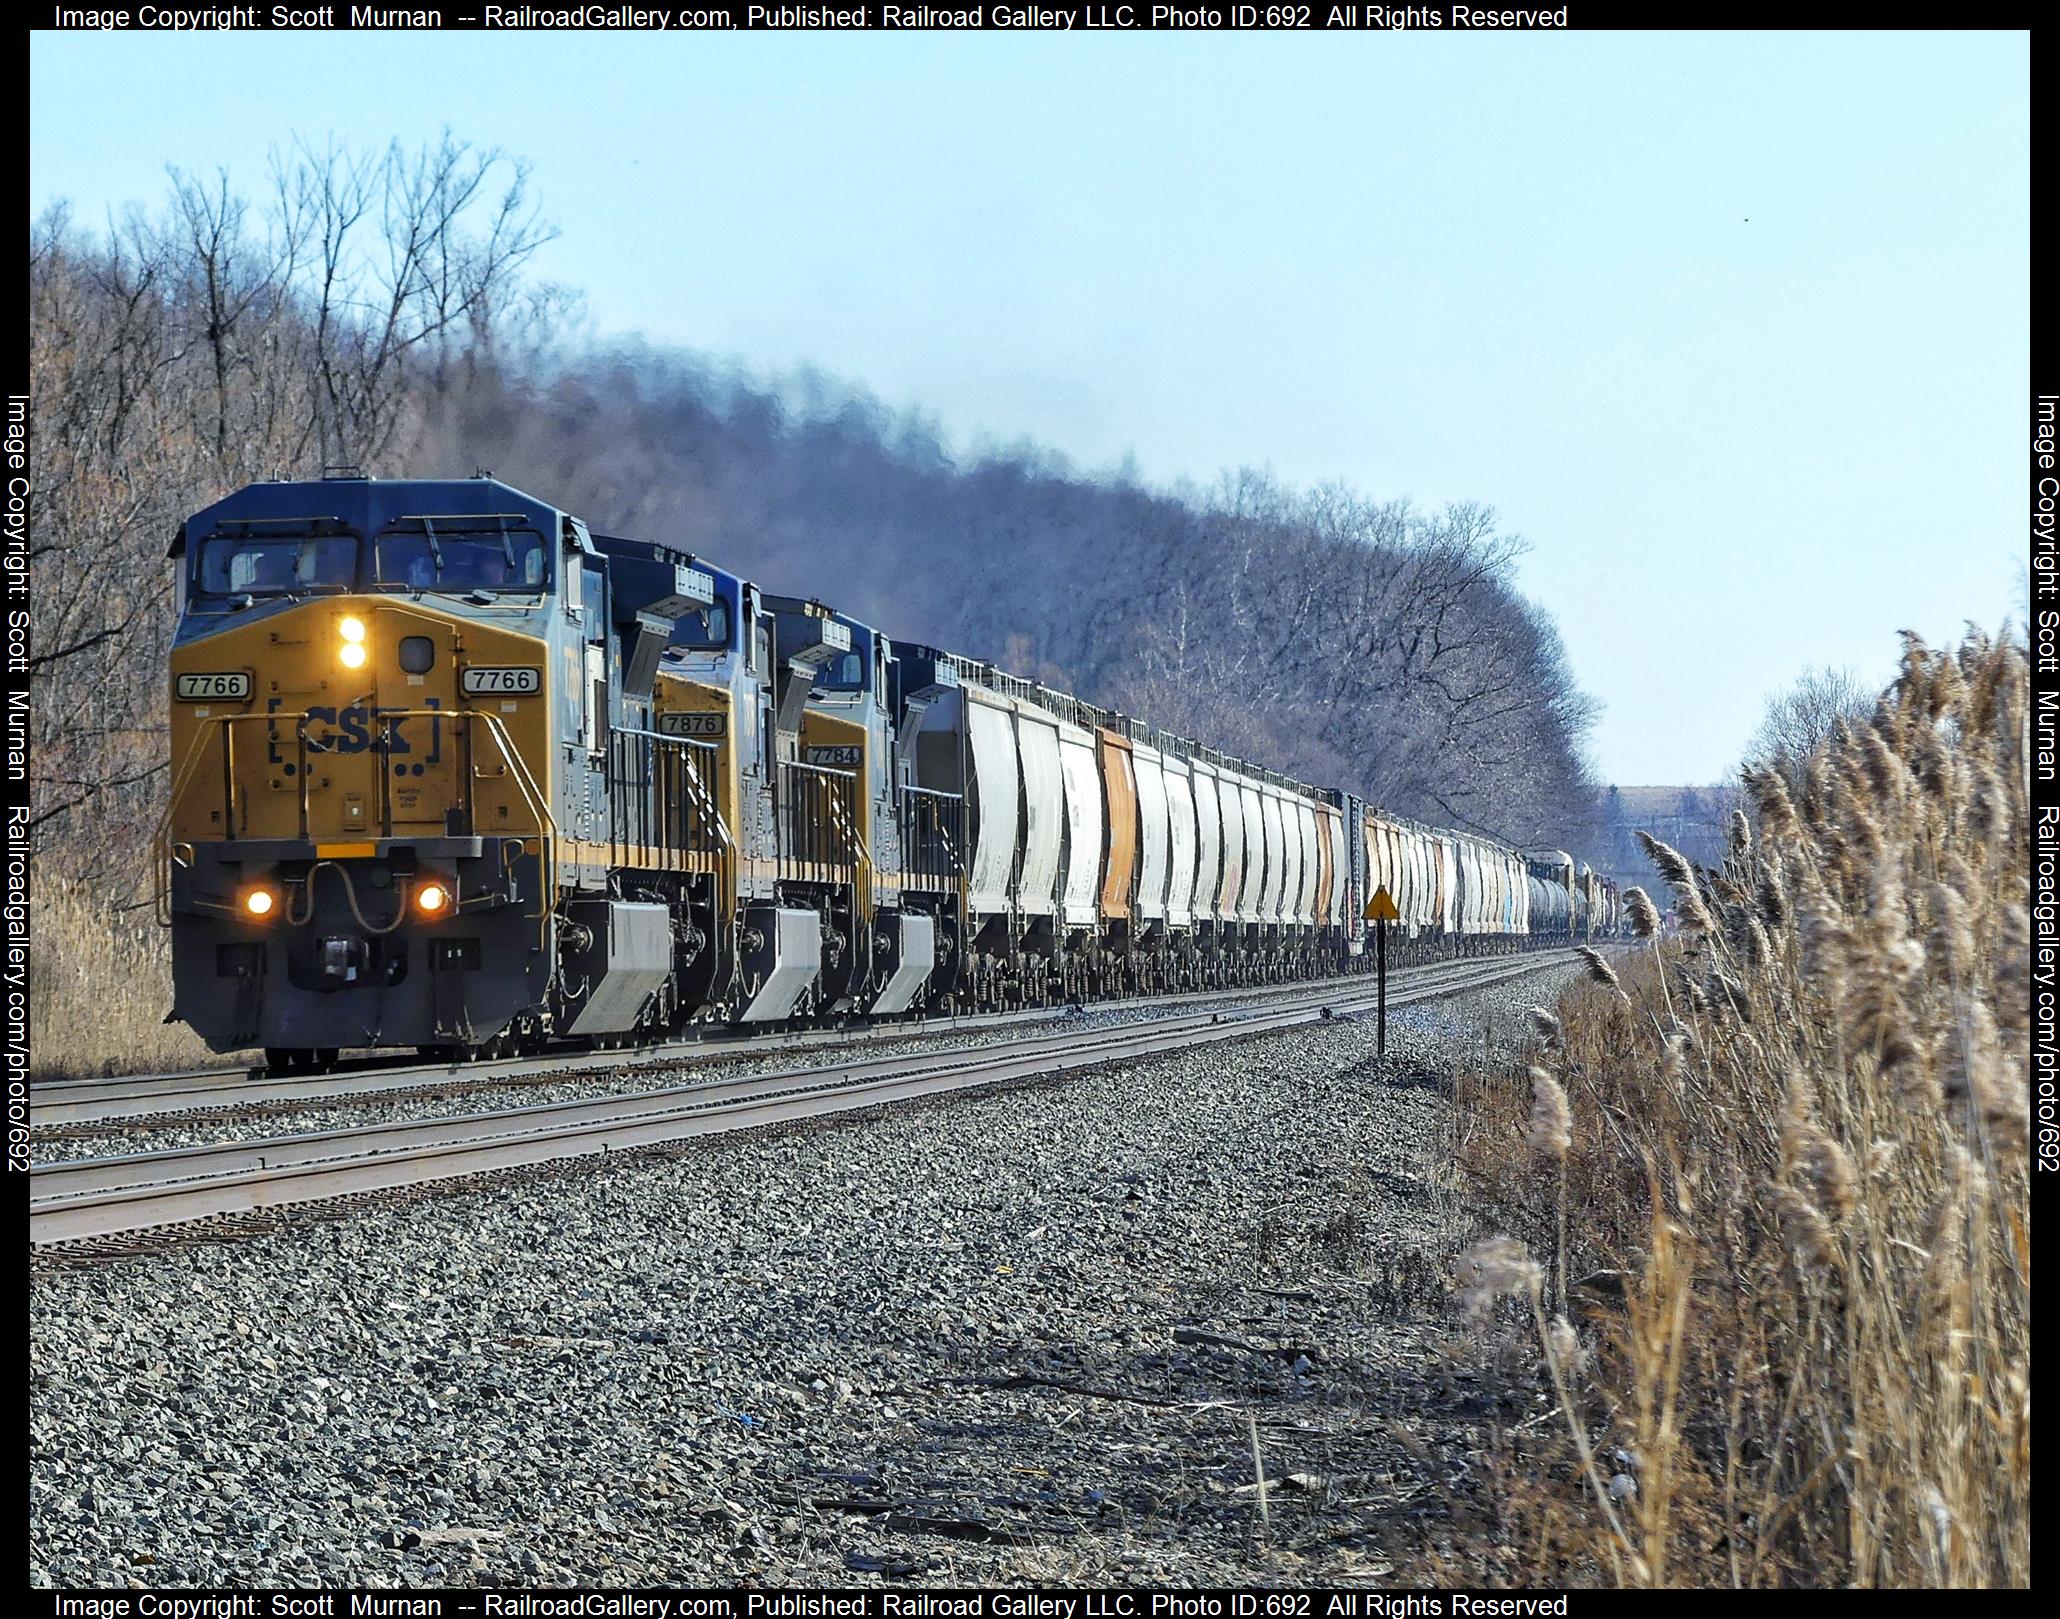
[422,516,444,578]
[405,586,475,610]
[403,585,538,614]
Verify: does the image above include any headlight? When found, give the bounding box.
[414,881,449,916]
[339,641,368,670]
[242,888,276,918]
[339,616,367,643]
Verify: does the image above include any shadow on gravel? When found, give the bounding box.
[1361,1061,1453,1097]
[790,1139,1501,1583]
[791,1324,1508,1581]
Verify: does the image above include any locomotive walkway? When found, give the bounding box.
[30,950,1578,1249]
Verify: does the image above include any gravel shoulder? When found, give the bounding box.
[30,962,1578,1589]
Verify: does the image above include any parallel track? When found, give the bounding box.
[29,950,1577,1248]
[31,950,1550,1128]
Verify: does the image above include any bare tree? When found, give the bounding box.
[28,136,554,876]
[1744,664,1873,790]
[279,131,554,467]
[32,135,1606,887]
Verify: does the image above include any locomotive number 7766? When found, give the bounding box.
[459,667,542,696]
[175,672,252,701]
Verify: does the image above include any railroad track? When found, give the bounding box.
[29,949,1578,1249]
[31,949,1559,1129]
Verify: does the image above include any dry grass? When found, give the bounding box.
[30,878,236,1081]
[1455,629,2031,1588]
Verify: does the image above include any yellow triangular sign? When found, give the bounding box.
[1366,885,1401,922]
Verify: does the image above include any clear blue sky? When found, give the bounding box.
[29,28,2028,784]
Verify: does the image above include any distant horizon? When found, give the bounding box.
[28,28,2028,782]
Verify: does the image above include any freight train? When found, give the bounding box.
[159,474,1618,1070]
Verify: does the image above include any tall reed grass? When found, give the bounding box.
[1456,629,2031,1587]
[29,878,232,1080]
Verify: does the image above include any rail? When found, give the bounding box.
[30,950,1579,1129]
[29,951,1586,1248]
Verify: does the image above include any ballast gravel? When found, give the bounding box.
[30,962,1583,1589]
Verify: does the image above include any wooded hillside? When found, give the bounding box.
[29,135,1603,891]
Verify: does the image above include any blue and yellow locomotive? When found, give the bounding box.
[166,475,715,1065]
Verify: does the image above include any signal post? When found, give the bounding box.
[1366,884,1400,1054]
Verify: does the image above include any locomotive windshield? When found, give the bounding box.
[670,601,732,650]
[812,648,869,691]
[196,533,358,599]
[373,527,547,592]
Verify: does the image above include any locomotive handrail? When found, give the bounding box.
[153,715,295,925]
[824,765,874,914]
[775,759,860,888]
[156,708,561,946]
[154,725,231,926]
[463,709,559,941]
[614,724,720,753]
[602,726,735,909]
[897,784,966,896]
[609,726,733,848]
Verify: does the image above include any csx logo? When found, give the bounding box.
[265,699,444,760]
